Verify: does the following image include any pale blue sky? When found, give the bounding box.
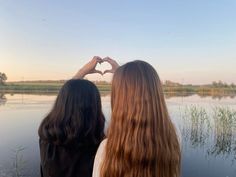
[0,0,236,84]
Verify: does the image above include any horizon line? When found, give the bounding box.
[6,79,236,86]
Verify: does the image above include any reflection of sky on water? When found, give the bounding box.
[0,93,236,177]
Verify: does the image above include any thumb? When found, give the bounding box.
[93,69,103,75]
[103,69,113,74]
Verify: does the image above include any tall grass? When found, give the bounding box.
[209,107,236,157]
[179,105,236,160]
[180,105,211,147]
[0,147,27,177]
[12,147,26,177]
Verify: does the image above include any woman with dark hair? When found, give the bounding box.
[39,57,105,177]
[93,59,181,177]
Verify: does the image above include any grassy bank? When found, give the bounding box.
[163,85,236,95]
[1,81,236,96]
[0,81,111,93]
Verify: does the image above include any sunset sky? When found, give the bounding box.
[0,0,236,84]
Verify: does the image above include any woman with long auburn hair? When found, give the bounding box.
[39,57,106,177]
[93,59,181,177]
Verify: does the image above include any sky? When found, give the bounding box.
[0,0,236,84]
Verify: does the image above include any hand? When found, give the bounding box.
[103,57,120,74]
[73,56,103,79]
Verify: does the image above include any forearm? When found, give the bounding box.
[73,69,86,79]
[73,56,103,79]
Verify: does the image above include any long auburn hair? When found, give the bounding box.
[100,61,181,177]
[38,79,105,147]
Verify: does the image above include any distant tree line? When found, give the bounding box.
[0,72,7,85]
[212,81,235,88]
[163,80,182,87]
[163,80,235,88]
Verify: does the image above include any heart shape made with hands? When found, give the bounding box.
[95,60,112,75]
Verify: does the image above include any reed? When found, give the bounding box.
[209,107,236,156]
[180,105,211,147]
[179,105,236,160]
[0,147,27,177]
[12,146,27,177]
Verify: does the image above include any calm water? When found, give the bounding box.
[0,93,236,177]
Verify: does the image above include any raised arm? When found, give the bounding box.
[73,56,103,79]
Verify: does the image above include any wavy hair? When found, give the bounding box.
[100,61,181,177]
[38,79,105,147]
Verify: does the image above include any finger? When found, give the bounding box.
[93,56,102,60]
[98,59,103,64]
[103,69,113,74]
[103,57,112,62]
[93,56,103,63]
[93,69,103,75]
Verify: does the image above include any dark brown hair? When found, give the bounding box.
[38,79,105,146]
[101,60,181,177]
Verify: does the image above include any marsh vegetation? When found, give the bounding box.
[1,80,236,96]
[180,106,236,162]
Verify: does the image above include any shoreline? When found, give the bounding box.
[1,82,236,96]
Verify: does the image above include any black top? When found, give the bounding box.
[39,139,99,177]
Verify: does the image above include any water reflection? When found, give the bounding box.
[180,106,236,162]
[100,91,111,97]
[165,92,195,99]
[2,91,236,100]
[165,92,236,100]
[0,93,7,106]
[198,94,236,100]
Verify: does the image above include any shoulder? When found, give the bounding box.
[95,139,107,162]
[92,139,107,177]
[98,139,107,151]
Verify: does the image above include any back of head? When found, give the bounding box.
[38,79,105,147]
[101,60,181,177]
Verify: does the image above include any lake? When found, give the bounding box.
[0,93,236,177]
